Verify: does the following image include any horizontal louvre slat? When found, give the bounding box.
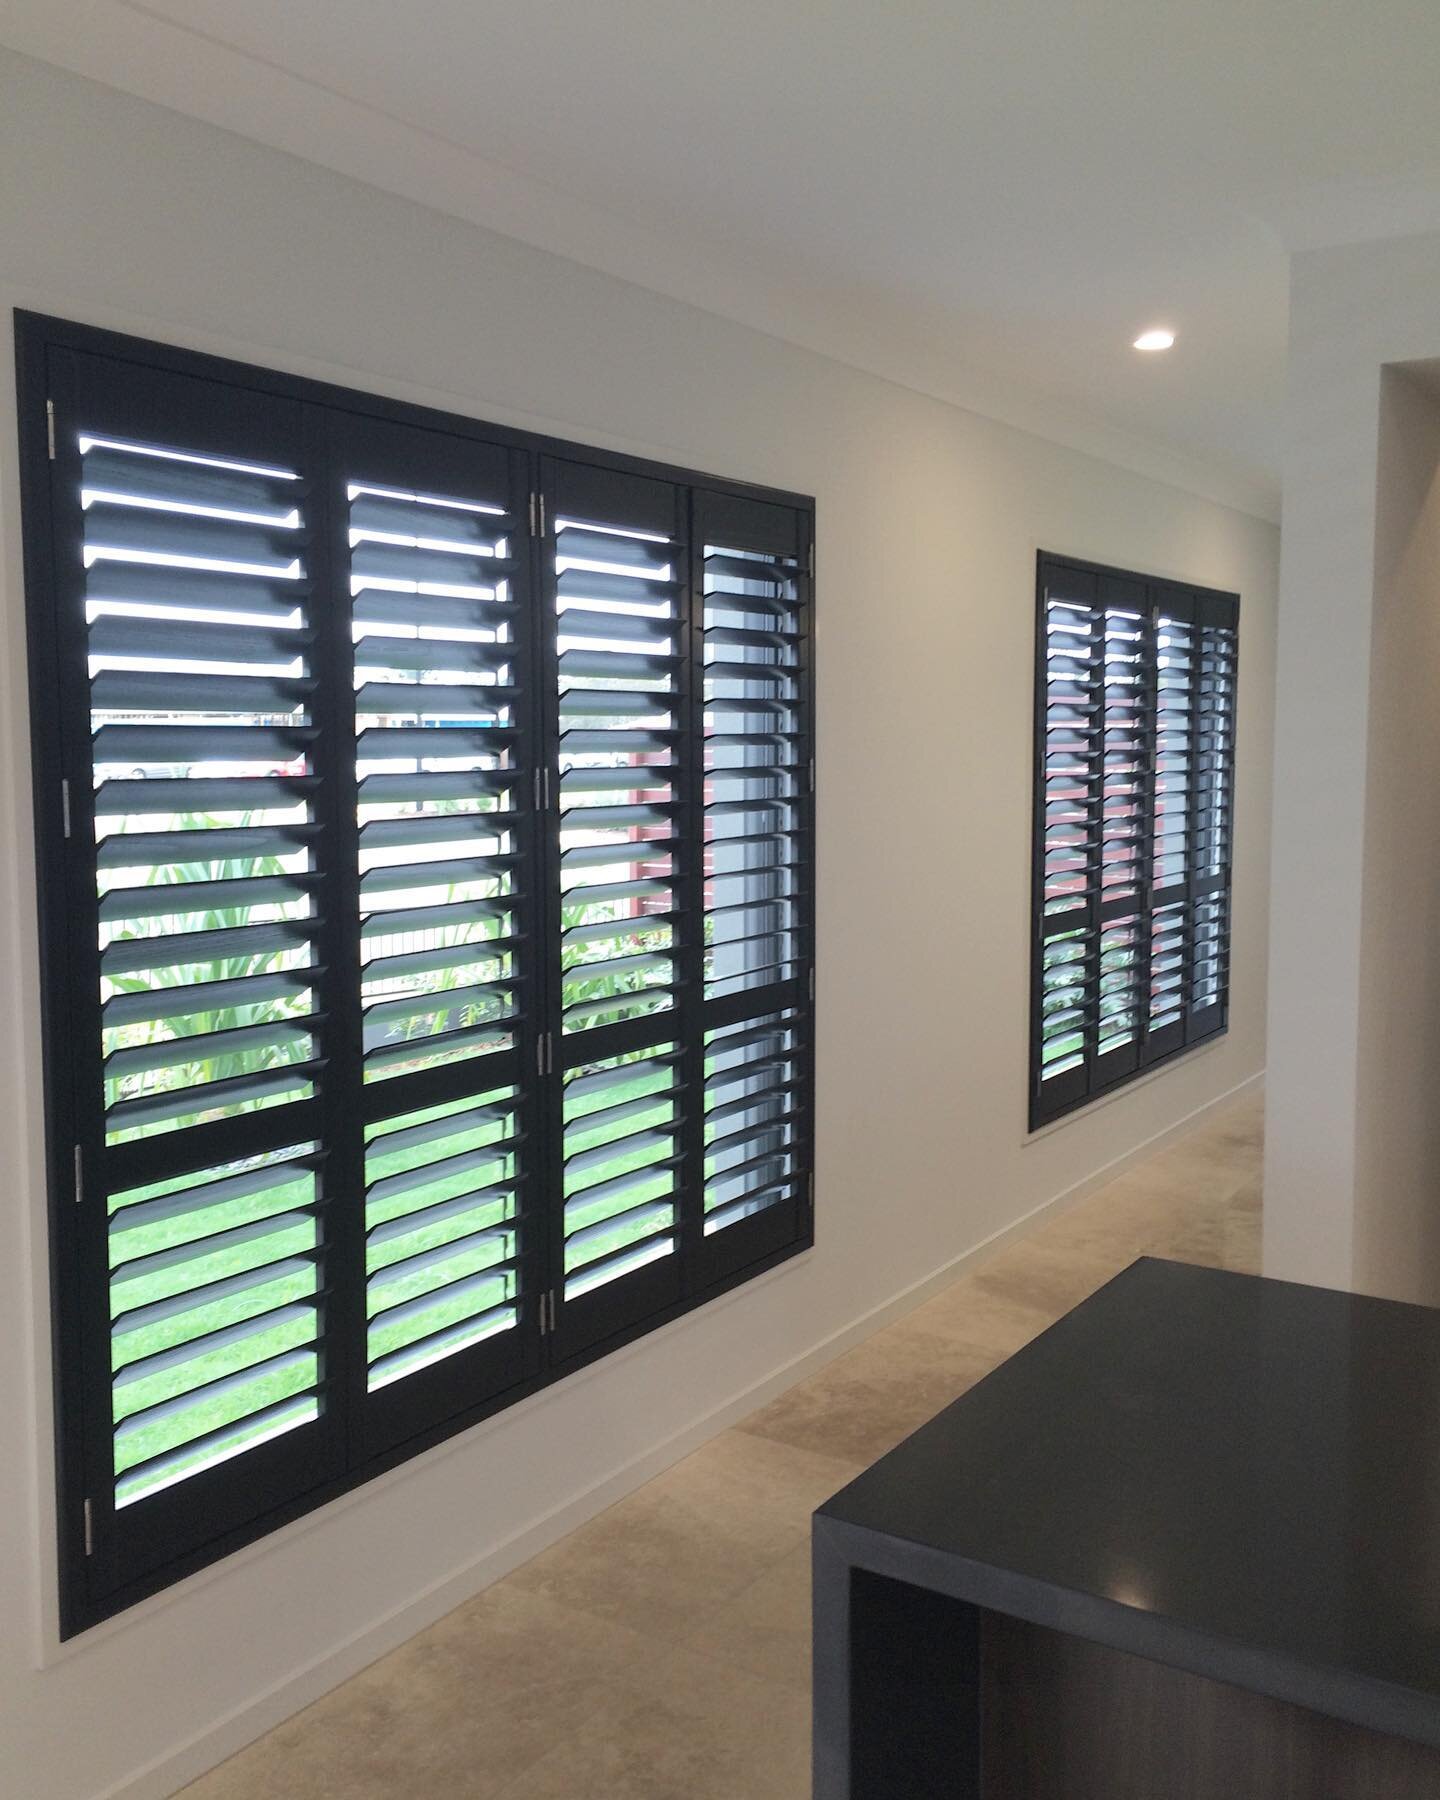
[367,1179,514,1252]
[355,635,512,678]
[101,919,313,976]
[91,669,310,714]
[115,1392,320,1510]
[96,822,316,868]
[82,500,300,567]
[105,1015,315,1083]
[92,723,315,765]
[348,491,509,542]
[364,980,513,1033]
[359,852,520,896]
[356,768,509,805]
[355,680,517,717]
[348,542,514,589]
[367,1303,514,1390]
[88,613,308,665]
[359,897,509,941]
[368,1226,514,1295]
[109,1243,316,1334]
[95,775,315,817]
[364,1020,515,1073]
[359,809,516,852]
[350,587,513,632]
[355,724,519,760]
[86,560,306,620]
[113,1301,317,1390]
[362,933,514,986]
[80,443,298,509]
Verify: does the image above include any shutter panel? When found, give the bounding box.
[542,460,689,1357]
[1031,555,1239,1128]
[694,491,814,1285]
[331,415,540,1453]
[1035,567,1100,1116]
[1187,595,1238,1041]
[1147,599,1195,1058]
[1095,587,1148,1084]
[54,351,345,1588]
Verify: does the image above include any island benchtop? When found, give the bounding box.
[814,1257,1440,1750]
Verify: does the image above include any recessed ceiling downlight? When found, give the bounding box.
[1134,329,1176,352]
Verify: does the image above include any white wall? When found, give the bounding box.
[1355,370,1440,1299]
[0,50,1278,1800]
[1265,232,1440,1302]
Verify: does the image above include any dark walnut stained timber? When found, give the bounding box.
[982,1615,1440,1799]
[812,1259,1440,1799]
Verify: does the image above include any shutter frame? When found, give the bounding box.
[1030,552,1239,1130]
[18,312,814,1637]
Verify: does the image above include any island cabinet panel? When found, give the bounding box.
[982,1614,1440,1800]
[813,1262,1440,1800]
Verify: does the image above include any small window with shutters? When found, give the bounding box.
[17,314,814,1634]
[1030,553,1238,1129]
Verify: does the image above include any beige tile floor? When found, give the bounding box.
[181,1091,1263,1800]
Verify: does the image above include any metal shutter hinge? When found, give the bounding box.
[808,540,815,579]
[46,399,55,461]
[536,1030,553,1077]
[809,967,816,1004]
[533,766,542,812]
[538,1290,556,1336]
[73,1144,83,1205]
[60,777,72,839]
[809,757,816,793]
[538,494,547,538]
[808,1172,815,1212]
[83,1498,93,1557]
[528,492,538,537]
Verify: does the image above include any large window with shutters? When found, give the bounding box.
[1030,552,1238,1130]
[15,314,814,1634]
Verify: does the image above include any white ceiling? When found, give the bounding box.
[9,0,1440,520]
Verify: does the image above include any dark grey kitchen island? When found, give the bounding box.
[813,1257,1440,1798]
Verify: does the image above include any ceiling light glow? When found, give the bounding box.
[1134,329,1176,352]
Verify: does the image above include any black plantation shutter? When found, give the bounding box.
[537,469,816,1354]
[327,413,542,1455]
[23,316,815,1632]
[51,350,346,1589]
[540,458,690,1359]
[694,491,814,1284]
[1030,554,1238,1129]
